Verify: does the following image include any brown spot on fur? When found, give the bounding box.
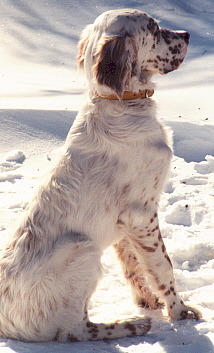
[63,297,70,308]
[121,183,131,196]
[67,334,79,342]
[53,329,60,341]
[86,321,93,328]
[117,219,125,225]
[142,245,155,252]
[159,284,166,290]
[124,322,137,335]
[165,254,172,266]
[91,333,98,339]
[161,30,172,45]
[164,290,171,296]
[169,46,180,55]
[152,225,159,233]
[105,324,115,330]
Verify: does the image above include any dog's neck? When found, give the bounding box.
[94,89,154,100]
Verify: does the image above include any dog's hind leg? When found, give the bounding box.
[49,240,151,342]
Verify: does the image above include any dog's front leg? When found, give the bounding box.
[117,207,201,320]
[114,237,163,309]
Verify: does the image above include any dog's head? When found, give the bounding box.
[77,9,189,98]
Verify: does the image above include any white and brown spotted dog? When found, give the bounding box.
[0,9,201,342]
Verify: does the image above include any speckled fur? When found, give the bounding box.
[0,9,200,342]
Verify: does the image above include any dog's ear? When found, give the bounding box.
[93,35,135,98]
[77,24,93,69]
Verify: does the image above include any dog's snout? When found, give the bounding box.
[177,31,190,44]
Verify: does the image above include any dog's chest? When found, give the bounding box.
[92,137,172,207]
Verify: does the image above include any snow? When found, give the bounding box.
[0,0,214,352]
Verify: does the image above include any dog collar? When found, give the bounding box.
[95,89,154,100]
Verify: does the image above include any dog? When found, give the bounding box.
[0,9,201,342]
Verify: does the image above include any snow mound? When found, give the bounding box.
[194,155,214,174]
[165,200,208,227]
[167,123,214,163]
[5,150,26,164]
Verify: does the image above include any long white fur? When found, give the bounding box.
[0,9,200,342]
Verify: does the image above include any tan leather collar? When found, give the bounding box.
[95,89,154,100]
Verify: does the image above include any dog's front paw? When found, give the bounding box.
[169,304,201,321]
[179,308,202,321]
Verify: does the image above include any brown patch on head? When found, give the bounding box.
[147,18,158,35]
[161,30,172,45]
[169,45,181,55]
[93,34,133,98]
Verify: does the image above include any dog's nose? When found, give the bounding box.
[177,31,190,44]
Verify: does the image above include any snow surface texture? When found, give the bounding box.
[1,0,214,352]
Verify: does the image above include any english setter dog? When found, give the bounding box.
[0,9,201,342]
